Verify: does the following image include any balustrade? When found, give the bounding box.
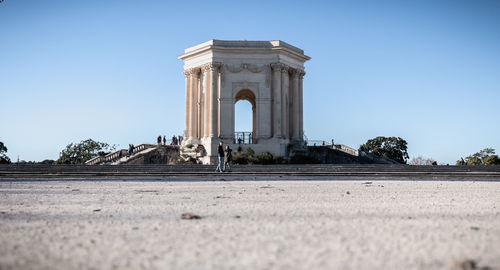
[234,132,253,144]
[85,144,156,165]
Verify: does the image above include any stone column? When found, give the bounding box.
[190,68,200,140]
[202,65,211,138]
[291,69,300,141]
[183,70,191,138]
[281,65,289,139]
[270,63,282,139]
[210,63,221,137]
[299,70,305,139]
[197,72,202,139]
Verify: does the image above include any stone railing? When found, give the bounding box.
[131,144,153,155]
[333,144,359,156]
[103,150,128,163]
[234,132,253,144]
[307,140,331,146]
[85,156,105,165]
[85,144,156,165]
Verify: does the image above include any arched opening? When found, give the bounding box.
[234,89,256,144]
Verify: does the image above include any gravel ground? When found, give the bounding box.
[0,179,499,270]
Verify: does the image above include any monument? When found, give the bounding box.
[178,40,310,164]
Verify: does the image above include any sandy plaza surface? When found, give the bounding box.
[0,178,499,270]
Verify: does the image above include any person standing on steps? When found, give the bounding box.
[224,145,232,172]
[128,144,134,157]
[215,141,224,172]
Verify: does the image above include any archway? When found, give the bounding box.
[234,89,256,144]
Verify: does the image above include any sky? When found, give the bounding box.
[1,0,499,164]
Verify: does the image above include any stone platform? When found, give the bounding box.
[0,179,499,270]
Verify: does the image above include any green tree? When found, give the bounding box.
[0,141,11,164]
[39,159,55,165]
[359,136,409,164]
[56,139,115,164]
[457,148,500,166]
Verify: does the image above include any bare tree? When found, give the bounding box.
[408,156,436,165]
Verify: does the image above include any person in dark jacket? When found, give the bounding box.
[215,141,224,172]
[224,145,232,172]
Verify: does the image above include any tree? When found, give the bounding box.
[457,148,500,166]
[0,141,11,164]
[56,139,115,164]
[408,156,436,166]
[40,159,55,165]
[359,136,409,164]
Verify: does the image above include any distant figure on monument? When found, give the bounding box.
[460,157,465,166]
[128,144,134,157]
[163,136,166,145]
[215,141,224,172]
[224,145,232,172]
[157,136,162,145]
[178,135,183,145]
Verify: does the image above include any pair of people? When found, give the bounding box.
[215,141,232,172]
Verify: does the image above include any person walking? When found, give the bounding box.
[224,145,232,172]
[215,141,224,172]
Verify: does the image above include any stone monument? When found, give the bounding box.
[178,40,310,164]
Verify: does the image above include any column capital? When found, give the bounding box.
[270,63,284,72]
[202,62,222,72]
[280,65,289,73]
[298,70,306,78]
[186,67,201,77]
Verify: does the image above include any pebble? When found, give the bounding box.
[181,213,201,220]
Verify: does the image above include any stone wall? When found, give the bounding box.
[293,146,398,164]
[125,146,180,165]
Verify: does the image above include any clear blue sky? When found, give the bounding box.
[1,0,499,164]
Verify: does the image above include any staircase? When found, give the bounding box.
[85,144,157,165]
[2,164,500,178]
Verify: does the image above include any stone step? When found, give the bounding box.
[1,164,500,178]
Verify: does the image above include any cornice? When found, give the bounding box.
[178,41,311,63]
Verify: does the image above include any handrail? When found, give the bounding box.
[234,132,253,144]
[306,140,360,157]
[85,156,104,165]
[333,144,359,156]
